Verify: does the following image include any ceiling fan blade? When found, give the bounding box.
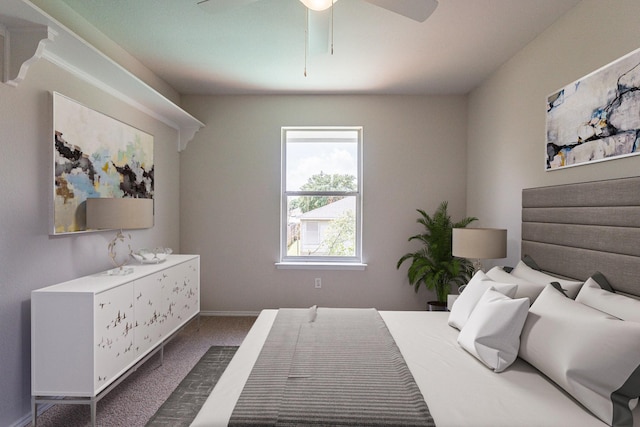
[363,0,438,22]
[308,9,332,55]
[196,0,260,14]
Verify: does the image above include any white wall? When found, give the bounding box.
[0,59,182,426]
[467,0,640,268]
[180,95,469,313]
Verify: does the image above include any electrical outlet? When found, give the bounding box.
[314,278,322,289]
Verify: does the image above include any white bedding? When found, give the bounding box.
[191,309,640,427]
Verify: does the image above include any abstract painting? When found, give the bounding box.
[546,47,640,170]
[53,92,154,234]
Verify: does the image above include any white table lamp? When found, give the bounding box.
[452,228,507,272]
[87,197,154,274]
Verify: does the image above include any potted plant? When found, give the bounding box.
[397,201,477,311]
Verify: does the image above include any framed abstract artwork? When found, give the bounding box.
[546,47,640,170]
[52,92,154,234]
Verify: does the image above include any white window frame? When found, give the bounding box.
[278,126,365,269]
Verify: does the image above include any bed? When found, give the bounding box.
[191,177,640,427]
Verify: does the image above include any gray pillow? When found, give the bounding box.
[591,271,615,292]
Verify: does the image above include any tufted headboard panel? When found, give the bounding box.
[522,177,640,296]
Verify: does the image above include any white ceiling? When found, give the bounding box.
[57,0,582,95]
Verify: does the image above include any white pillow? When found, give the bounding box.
[448,271,518,330]
[511,260,583,298]
[576,277,640,323]
[519,284,640,427]
[486,266,544,304]
[457,288,529,373]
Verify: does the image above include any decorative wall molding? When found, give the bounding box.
[0,0,204,151]
[0,21,52,86]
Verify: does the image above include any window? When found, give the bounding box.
[280,127,363,266]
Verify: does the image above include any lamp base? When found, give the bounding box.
[472,259,484,273]
[107,229,133,272]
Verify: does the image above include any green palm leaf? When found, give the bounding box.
[397,201,477,303]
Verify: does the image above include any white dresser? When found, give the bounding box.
[31,254,200,426]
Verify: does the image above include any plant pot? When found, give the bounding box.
[427,301,448,311]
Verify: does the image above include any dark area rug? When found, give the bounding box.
[146,345,238,426]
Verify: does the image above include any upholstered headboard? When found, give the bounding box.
[522,177,640,297]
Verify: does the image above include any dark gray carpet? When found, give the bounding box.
[146,345,238,427]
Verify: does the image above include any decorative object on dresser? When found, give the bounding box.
[86,197,154,275]
[131,247,173,264]
[452,227,507,273]
[397,201,477,311]
[31,254,200,427]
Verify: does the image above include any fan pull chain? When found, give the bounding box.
[304,8,308,77]
[331,3,334,55]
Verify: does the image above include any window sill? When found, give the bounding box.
[275,262,367,271]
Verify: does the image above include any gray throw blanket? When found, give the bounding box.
[229,307,435,426]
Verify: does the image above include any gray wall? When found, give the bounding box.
[179,95,469,313]
[466,0,640,269]
[0,59,182,426]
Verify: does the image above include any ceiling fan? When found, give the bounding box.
[196,0,439,23]
[197,0,438,74]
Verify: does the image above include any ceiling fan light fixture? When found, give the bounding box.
[300,0,337,12]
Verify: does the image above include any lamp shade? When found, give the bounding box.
[86,198,154,230]
[452,228,507,260]
[300,0,337,11]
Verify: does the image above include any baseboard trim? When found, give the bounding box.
[200,310,261,317]
[12,402,54,427]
